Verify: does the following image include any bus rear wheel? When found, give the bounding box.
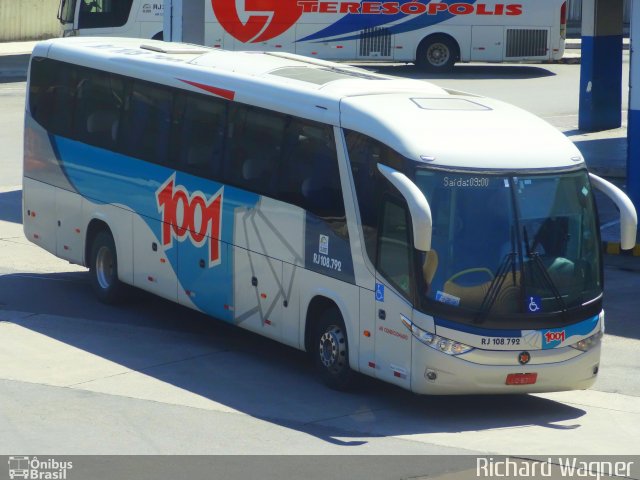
[90,230,125,304]
[313,308,353,390]
[416,35,458,72]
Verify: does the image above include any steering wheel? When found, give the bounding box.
[445,268,494,285]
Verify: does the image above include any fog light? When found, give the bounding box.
[425,370,437,381]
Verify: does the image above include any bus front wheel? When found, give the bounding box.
[416,35,458,72]
[313,308,353,390]
[90,230,125,304]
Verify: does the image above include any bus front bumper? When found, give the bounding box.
[410,339,600,395]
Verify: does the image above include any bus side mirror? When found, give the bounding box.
[589,173,638,250]
[377,164,433,252]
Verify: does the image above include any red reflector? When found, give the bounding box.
[160,258,166,263]
[63,245,69,250]
[506,373,538,385]
[394,371,401,378]
[33,234,39,239]
[260,293,267,299]
[275,45,282,48]
[336,45,343,49]
[75,228,81,233]
[148,276,154,282]
[368,361,375,368]
[265,319,272,325]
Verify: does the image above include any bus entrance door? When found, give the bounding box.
[374,278,413,388]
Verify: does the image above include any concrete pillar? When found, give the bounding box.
[628,0,640,208]
[579,0,624,131]
[162,0,205,45]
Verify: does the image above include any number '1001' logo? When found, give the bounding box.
[156,174,224,267]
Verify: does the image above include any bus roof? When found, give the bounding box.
[33,37,583,171]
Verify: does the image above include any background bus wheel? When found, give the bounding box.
[314,308,353,390]
[90,230,125,304]
[416,35,458,72]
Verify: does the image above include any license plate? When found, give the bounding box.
[506,373,538,385]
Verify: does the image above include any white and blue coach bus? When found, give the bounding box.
[24,37,636,394]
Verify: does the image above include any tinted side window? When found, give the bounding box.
[277,119,344,219]
[78,0,134,28]
[74,67,124,151]
[29,58,76,138]
[345,130,408,265]
[225,105,287,196]
[377,198,413,297]
[120,80,173,165]
[173,92,227,179]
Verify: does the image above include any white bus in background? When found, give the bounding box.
[57,0,164,40]
[24,37,636,394]
[56,0,568,71]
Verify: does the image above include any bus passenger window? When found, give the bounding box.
[120,80,173,165]
[29,58,76,138]
[225,106,286,196]
[73,68,124,151]
[175,92,226,179]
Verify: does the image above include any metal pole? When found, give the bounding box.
[579,0,624,131]
[628,0,640,208]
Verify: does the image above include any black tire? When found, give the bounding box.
[89,230,126,304]
[313,308,353,390]
[416,35,458,72]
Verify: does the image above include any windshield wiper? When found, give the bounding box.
[474,227,518,324]
[523,226,567,314]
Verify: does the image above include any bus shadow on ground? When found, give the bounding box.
[359,64,556,80]
[0,189,23,224]
[0,272,589,450]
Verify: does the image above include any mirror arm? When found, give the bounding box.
[377,164,433,252]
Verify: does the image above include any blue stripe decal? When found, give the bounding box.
[435,314,600,342]
[434,317,522,337]
[52,135,260,322]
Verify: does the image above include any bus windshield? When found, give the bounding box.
[58,0,77,24]
[413,169,601,320]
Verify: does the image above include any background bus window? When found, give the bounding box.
[78,0,134,29]
[29,58,76,138]
[120,80,173,165]
[174,92,227,179]
[225,105,286,196]
[73,68,124,151]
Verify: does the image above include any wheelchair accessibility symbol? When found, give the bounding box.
[375,283,385,302]
[527,296,542,313]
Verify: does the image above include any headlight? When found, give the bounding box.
[569,330,603,352]
[401,315,474,355]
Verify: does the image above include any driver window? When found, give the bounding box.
[78,0,134,29]
[377,198,413,297]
